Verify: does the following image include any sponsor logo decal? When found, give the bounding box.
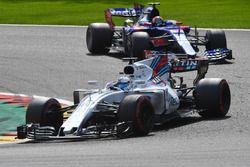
[109,8,141,17]
[173,60,198,71]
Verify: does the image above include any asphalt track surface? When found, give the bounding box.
[0,25,250,167]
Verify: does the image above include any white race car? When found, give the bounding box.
[17,51,231,140]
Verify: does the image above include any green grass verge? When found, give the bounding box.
[0,102,26,135]
[0,0,249,28]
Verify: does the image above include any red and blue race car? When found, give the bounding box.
[86,2,233,62]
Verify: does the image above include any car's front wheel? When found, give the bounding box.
[26,97,63,134]
[195,78,231,118]
[117,95,154,136]
[205,30,227,50]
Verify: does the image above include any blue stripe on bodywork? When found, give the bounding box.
[150,55,161,69]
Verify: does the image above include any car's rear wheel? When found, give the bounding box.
[26,97,63,134]
[130,32,150,60]
[195,78,231,118]
[117,95,154,136]
[205,30,227,50]
[86,23,113,54]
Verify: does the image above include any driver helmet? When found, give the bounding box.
[152,16,165,27]
[115,76,129,90]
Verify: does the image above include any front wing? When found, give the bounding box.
[204,48,233,61]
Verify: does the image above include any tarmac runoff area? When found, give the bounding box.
[0,92,73,143]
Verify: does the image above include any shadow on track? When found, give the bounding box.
[209,59,234,65]
[154,115,231,132]
[86,52,126,60]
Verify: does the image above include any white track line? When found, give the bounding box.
[0,92,73,106]
[0,24,250,31]
[0,24,84,28]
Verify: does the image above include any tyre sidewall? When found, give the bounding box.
[130,32,150,60]
[205,30,227,50]
[86,23,112,54]
[195,78,231,118]
[26,98,63,132]
[118,95,154,136]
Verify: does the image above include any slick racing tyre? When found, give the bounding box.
[86,23,113,54]
[205,30,227,50]
[130,32,150,60]
[195,78,231,118]
[117,95,154,136]
[26,97,63,134]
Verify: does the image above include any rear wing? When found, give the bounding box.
[143,50,209,85]
[144,50,209,73]
[106,8,142,17]
[105,4,144,30]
